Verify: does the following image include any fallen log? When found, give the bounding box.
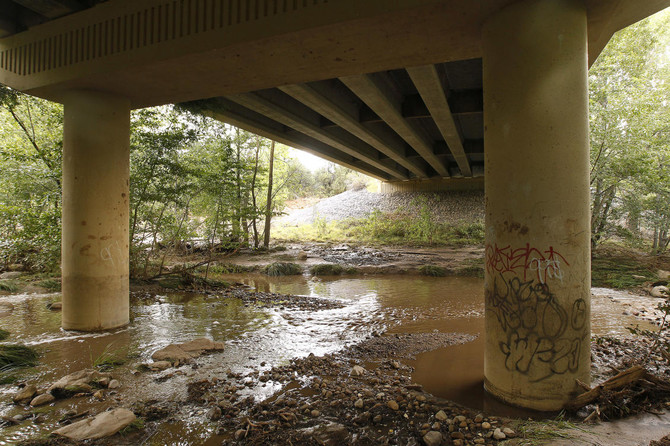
[564,366,647,411]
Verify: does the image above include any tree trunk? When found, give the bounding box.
[232,128,241,243]
[263,140,275,248]
[251,137,261,248]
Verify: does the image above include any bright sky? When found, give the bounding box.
[289,147,331,172]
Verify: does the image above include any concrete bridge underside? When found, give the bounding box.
[2,0,669,411]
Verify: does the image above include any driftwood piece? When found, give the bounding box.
[564,366,647,411]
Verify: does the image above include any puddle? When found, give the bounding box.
[0,275,656,444]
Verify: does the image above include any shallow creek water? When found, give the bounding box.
[0,275,656,445]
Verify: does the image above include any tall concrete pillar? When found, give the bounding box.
[482,0,590,411]
[61,91,131,331]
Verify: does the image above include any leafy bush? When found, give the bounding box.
[264,262,302,276]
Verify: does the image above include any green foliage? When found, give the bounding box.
[589,11,670,250]
[418,265,447,277]
[591,254,655,289]
[91,343,126,370]
[264,262,302,276]
[0,328,9,340]
[119,418,145,435]
[36,278,61,291]
[0,344,39,368]
[0,280,18,292]
[0,88,62,272]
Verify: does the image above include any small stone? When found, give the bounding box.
[30,393,55,406]
[453,440,463,446]
[431,422,440,430]
[309,422,348,446]
[474,414,484,423]
[481,421,491,429]
[502,427,516,438]
[13,384,37,404]
[373,415,382,423]
[47,302,62,311]
[493,428,506,440]
[391,360,401,369]
[93,390,104,400]
[311,409,321,417]
[207,406,222,421]
[98,377,111,387]
[354,398,364,409]
[451,431,464,440]
[422,430,443,446]
[435,410,448,421]
[350,365,366,376]
[387,400,399,411]
[107,379,121,389]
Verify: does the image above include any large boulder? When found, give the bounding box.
[52,408,136,441]
[151,338,225,363]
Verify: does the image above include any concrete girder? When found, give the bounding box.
[226,92,409,180]
[279,83,428,179]
[407,64,473,177]
[194,99,392,182]
[340,73,450,178]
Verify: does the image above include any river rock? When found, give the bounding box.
[435,410,448,421]
[297,251,308,260]
[13,384,37,404]
[108,379,121,389]
[387,400,399,410]
[423,430,443,446]
[30,393,55,406]
[52,408,136,441]
[502,427,516,437]
[150,361,172,371]
[481,421,491,429]
[651,286,669,298]
[306,422,349,446]
[493,428,506,440]
[48,369,111,394]
[350,365,366,376]
[151,338,225,363]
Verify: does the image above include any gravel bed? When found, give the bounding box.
[276,189,484,226]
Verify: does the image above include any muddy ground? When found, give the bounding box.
[5,243,670,445]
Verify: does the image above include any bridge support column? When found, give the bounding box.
[62,91,130,331]
[482,0,590,410]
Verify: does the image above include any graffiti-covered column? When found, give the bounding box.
[62,91,131,331]
[482,0,590,411]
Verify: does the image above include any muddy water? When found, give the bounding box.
[0,275,656,445]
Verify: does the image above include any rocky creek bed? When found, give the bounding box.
[3,277,670,445]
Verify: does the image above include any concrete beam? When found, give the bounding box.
[226,92,409,180]
[12,0,82,19]
[279,83,428,178]
[407,64,472,177]
[194,99,392,181]
[340,73,450,178]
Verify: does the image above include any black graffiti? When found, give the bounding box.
[486,274,587,382]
